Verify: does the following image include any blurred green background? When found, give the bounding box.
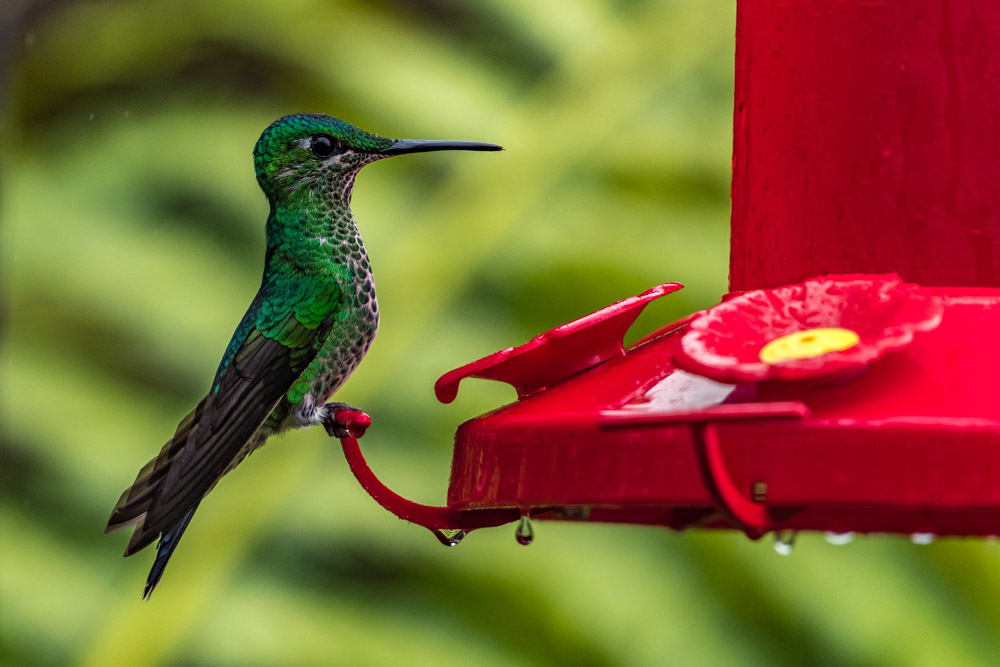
[3,1,999,665]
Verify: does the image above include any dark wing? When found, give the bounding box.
[107,283,339,555]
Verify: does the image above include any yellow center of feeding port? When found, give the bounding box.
[758,328,860,364]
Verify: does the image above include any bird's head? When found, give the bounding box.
[253,113,501,202]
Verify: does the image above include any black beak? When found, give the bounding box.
[380,139,503,156]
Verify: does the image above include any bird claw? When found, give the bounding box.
[322,403,371,439]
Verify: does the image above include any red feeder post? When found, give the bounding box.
[339,0,1000,542]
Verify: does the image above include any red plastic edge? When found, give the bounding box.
[599,401,810,426]
[434,283,683,403]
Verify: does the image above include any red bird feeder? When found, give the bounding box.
[338,0,1000,543]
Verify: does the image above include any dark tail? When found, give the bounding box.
[143,504,198,600]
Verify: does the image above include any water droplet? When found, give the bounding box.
[24,32,36,47]
[773,530,796,555]
[824,531,856,546]
[431,528,466,547]
[515,515,534,546]
[88,113,95,121]
[910,532,935,545]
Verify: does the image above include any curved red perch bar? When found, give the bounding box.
[333,410,519,544]
[697,425,770,536]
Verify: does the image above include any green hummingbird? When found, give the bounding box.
[105,113,501,598]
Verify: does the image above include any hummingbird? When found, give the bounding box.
[105,113,501,598]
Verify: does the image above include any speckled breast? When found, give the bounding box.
[309,263,379,404]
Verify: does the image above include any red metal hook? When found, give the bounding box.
[693,424,769,537]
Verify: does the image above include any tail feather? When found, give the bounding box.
[106,396,208,534]
[143,504,198,600]
[106,395,210,598]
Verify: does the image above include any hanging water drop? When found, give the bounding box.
[431,528,466,547]
[824,531,856,546]
[910,532,935,545]
[773,530,796,555]
[515,515,534,546]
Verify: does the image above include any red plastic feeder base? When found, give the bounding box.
[341,282,1000,540]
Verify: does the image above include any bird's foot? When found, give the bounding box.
[321,402,371,439]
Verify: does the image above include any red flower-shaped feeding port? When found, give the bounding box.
[674,274,944,384]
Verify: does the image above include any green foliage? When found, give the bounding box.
[3,1,998,665]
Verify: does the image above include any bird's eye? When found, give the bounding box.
[310,135,336,158]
